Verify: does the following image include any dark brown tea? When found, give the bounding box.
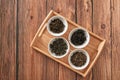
[49,18,65,33]
[50,38,68,56]
[71,29,86,45]
[71,51,87,67]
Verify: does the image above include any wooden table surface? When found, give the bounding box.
[0,0,120,80]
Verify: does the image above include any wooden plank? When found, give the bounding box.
[76,0,93,31]
[47,0,76,80]
[18,0,47,80]
[0,0,16,80]
[111,0,120,79]
[76,0,93,79]
[92,0,111,80]
[46,4,59,80]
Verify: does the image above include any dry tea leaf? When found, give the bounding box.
[49,18,65,33]
[71,52,87,67]
[50,38,68,56]
[71,29,86,45]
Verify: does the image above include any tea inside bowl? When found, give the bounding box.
[47,16,68,36]
[70,51,87,67]
[71,29,86,45]
[69,28,90,48]
[49,18,65,33]
[68,49,90,70]
[48,37,69,58]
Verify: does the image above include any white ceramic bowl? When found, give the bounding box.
[68,49,90,70]
[48,37,70,58]
[47,16,68,36]
[68,28,90,48]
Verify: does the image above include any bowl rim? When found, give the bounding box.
[68,49,90,70]
[47,16,68,36]
[48,37,70,58]
[68,28,90,48]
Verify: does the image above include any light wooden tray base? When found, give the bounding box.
[30,10,106,77]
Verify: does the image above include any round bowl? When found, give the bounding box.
[47,16,68,36]
[68,28,90,48]
[68,49,90,70]
[48,37,70,58]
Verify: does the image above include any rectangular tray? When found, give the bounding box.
[30,10,106,77]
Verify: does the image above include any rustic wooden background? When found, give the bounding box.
[0,0,120,80]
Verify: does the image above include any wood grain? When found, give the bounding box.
[77,0,93,31]
[0,0,16,80]
[0,0,120,79]
[76,0,93,79]
[18,0,47,80]
[46,0,76,80]
[111,0,120,79]
[46,1,59,80]
[92,0,111,80]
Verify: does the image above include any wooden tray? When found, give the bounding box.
[30,10,106,77]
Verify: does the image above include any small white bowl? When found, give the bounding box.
[47,16,68,36]
[48,37,70,58]
[68,49,90,70]
[68,28,90,48]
